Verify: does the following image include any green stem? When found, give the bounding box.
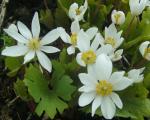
[123,35,150,49]
[124,16,135,38]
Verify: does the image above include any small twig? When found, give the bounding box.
[0,0,9,30]
[7,96,20,107]
[43,0,49,9]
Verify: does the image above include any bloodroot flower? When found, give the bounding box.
[78,54,132,119]
[2,12,60,72]
[69,0,88,21]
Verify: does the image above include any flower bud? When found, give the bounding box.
[111,10,125,25]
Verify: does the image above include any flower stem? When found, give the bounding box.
[124,35,150,49]
[124,16,135,38]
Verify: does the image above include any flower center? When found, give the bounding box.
[81,50,96,64]
[76,8,81,15]
[71,33,77,46]
[144,48,150,57]
[114,13,121,24]
[28,38,40,50]
[105,37,116,47]
[96,80,113,96]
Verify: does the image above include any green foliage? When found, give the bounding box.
[14,79,31,101]
[89,3,113,30]
[115,83,150,119]
[54,8,70,28]
[124,8,150,49]
[1,34,15,47]
[40,9,54,29]
[5,57,23,77]
[24,65,76,119]
[117,98,150,120]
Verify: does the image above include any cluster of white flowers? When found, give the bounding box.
[1,0,149,119]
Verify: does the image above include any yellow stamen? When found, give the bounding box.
[96,80,113,96]
[28,38,40,50]
[76,8,81,15]
[144,48,150,58]
[81,50,96,64]
[105,37,116,47]
[71,33,77,46]
[114,14,121,24]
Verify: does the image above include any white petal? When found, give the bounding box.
[7,24,18,32]
[128,68,145,83]
[86,27,98,40]
[90,34,101,51]
[95,33,105,45]
[113,77,133,91]
[69,3,78,20]
[110,92,123,109]
[57,27,70,43]
[2,45,28,57]
[94,54,112,80]
[24,51,35,64]
[76,53,86,67]
[101,97,116,119]
[78,92,95,107]
[96,44,113,56]
[40,46,60,53]
[110,49,123,62]
[67,46,75,55]
[32,12,40,38]
[71,20,80,33]
[36,51,52,72]
[17,21,32,39]
[4,29,28,43]
[79,85,96,93]
[139,41,150,57]
[40,28,59,45]
[77,30,90,52]
[78,73,97,85]
[92,96,102,116]
[87,65,99,80]
[109,71,125,84]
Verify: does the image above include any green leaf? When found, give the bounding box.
[120,83,149,98]
[116,84,150,119]
[124,9,150,49]
[117,98,150,119]
[5,57,23,77]
[14,79,31,101]
[24,65,76,119]
[1,34,15,47]
[52,75,76,101]
[54,7,70,28]
[40,9,54,29]
[59,48,69,63]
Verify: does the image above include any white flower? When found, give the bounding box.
[69,0,88,21]
[2,12,60,72]
[129,0,150,16]
[109,49,123,62]
[76,30,113,67]
[111,10,125,25]
[78,54,132,119]
[128,68,145,83]
[97,23,124,61]
[99,23,124,49]
[139,41,150,60]
[59,21,98,55]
